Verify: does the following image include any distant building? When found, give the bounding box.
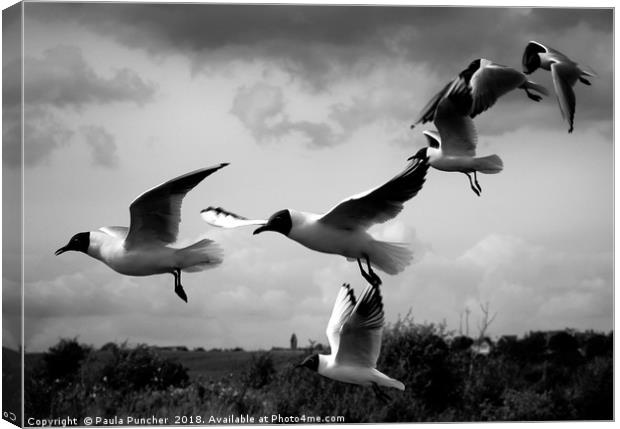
[290,333,298,350]
[471,338,493,355]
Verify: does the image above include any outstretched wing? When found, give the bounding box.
[326,283,357,357]
[125,163,228,248]
[468,60,527,117]
[434,96,478,157]
[412,79,455,127]
[319,158,429,231]
[201,206,266,229]
[551,62,577,132]
[335,284,384,367]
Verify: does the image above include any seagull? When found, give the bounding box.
[410,96,503,196]
[412,58,548,128]
[201,158,429,286]
[522,40,595,133]
[296,283,405,401]
[55,164,228,303]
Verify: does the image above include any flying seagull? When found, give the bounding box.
[201,158,429,286]
[296,283,405,401]
[55,164,228,303]
[410,96,503,196]
[522,40,595,133]
[412,58,548,128]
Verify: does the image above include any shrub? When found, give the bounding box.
[242,352,276,389]
[43,338,91,387]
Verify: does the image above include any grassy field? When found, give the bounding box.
[159,349,306,380]
[23,347,306,380]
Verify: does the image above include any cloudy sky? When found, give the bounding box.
[2,2,613,352]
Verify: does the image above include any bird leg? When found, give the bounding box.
[473,171,482,194]
[357,255,382,287]
[521,85,542,102]
[579,77,591,86]
[464,173,481,197]
[173,268,188,303]
[372,383,392,404]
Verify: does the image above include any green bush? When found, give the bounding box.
[24,326,613,422]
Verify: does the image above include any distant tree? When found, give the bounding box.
[476,302,497,341]
[518,331,547,363]
[44,337,92,387]
[548,331,582,366]
[450,335,474,352]
[583,333,612,359]
[100,342,119,353]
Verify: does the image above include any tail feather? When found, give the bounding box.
[176,238,223,272]
[374,369,406,391]
[580,67,596,78]
[473,154,503,174]
[385,378,406,391]
[367,241,413,275]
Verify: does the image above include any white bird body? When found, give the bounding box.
[56,164,228,302]
[412,97,503,196]
[522,41,594,133]
[298,283,405,393]
[86,229,218,277]
[287,210,377,261]
[425,150,480,173]
[317,354,404,389]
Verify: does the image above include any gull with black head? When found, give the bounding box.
[412,58,548,128]
[296,282,404,402]
[201,157,429,286]
[522,40,595,133]
[56,164,228,303]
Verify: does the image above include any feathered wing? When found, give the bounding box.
[319,158,429,231]
[550,62,577,132]
[433,96,478,157]
[412,79,455,126]
[124,163,228,249]
[468,61,528,117]
[335,284,384,367]
[201,206,266,228]
[325,284,357,357]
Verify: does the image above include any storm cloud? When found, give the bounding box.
[3,44,157,167]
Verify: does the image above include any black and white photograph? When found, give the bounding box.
[1,0,614,426]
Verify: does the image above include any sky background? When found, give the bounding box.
[1,2,614,352]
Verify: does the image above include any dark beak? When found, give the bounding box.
[54,246,67,256]
[253,225,270,235]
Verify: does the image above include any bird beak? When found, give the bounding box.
[253,224,270,235]
[54,246,67,256]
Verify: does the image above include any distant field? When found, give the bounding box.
[23,348,307,382]
[151,349,306,381]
